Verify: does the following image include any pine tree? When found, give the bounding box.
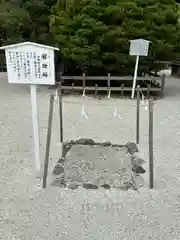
[50,0,180,75]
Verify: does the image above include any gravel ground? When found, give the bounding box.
[1,73,180,239]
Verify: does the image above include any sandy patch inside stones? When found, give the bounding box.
[51,141,145,190]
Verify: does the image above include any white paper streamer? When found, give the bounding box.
[140,91,148,111]
[107,90,111,99]
[81,105,88,119]
[144,100,148,111]
[141,94,144,105]
[54,88,58,100]
[82,89,87,98]
[113,107,122,119]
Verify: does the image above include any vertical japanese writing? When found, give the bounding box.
[23,52,27,79]
[37,54,41,78]
[6,48,53,84]
[8,51,12,64]
[33,52,37,78]
[26,52,31,76]
[16,51,20,79]
[29,52,33,77]
[12,52,16,73]
[41,53,49,79]
[20,52,23,69]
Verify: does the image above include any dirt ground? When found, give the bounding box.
[1,73,180,239]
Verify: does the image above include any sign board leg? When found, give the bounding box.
[30,84,41,171]
[131,55,139,99]
[149,98,154,189]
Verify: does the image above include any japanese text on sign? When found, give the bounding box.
[5,46,55,85]
[7,51,51,80]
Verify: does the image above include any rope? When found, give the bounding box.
[60,99,152,108]
[81,89,88,119]
[52,87,154,109]
[139,89,149,110]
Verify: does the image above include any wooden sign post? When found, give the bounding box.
[129,39,150,99]
[0,42,59,171]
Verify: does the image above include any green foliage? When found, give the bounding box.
[0,3,31,44]
[0,0,56,45]
[0,0,180,75]
[50,0,180,75]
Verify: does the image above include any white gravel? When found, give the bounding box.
[1,73,180,239]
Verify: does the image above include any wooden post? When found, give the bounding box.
[147,84,150,98]
[107,73,111,98]
[58,82,63,143]
[95,84,98,98]
[42,95,54,188]
[121,84,124,97]
[149,98,154,189]
[136,85,140,145]
[108,73,111,88]
[82,73,86,95]
[160,75,166,98]
[59,73,64,94]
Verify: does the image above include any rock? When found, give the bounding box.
[132,164,146,174]
[63,141,70,146]
[62,144,71,157]
[66,182,80,190]
[129,182,138,190]
[129,174,144,190]
[76,138,95,145]
[131,153,146,175]
[82,183,98,189]
[100,184,111,189]
[53,163,64,175]
[133,175,144,189]
[58,157,65,164]
[102,141,112,147]
[51,176,64,187]
[126,142,139,154]
[132,153,146,165]
[69,140,76,144]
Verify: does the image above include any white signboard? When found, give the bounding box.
[129,39,150,99]
[0,42,59,173]
[1,42,58,85]
[130,39,150,56]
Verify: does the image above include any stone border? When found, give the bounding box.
[52,138,146,191]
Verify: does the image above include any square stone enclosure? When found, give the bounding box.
[51,139,145,190]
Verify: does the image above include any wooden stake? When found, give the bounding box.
[42,95,54,188]
[107,73,111,97]
[121,84,124,97]
[95,84,98,98]
[147,84,150,98]
[136,85,140,144]
[149,98,154,189]
[82,73,86,95]
[160,75,166,98]
[58,82,63,143]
